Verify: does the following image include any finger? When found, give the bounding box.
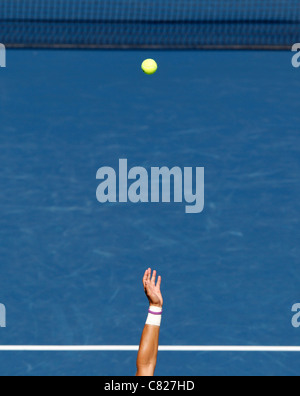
[156,275,162,290]
[151,270,157,285]
[143,269,148,287]
[147,268,151,281]
[143,268,150,285]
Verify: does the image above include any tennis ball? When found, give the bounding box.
[141,59,158,75]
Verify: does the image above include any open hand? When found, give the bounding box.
[143,268,163,308]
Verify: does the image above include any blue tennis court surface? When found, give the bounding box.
[0,50,300,375]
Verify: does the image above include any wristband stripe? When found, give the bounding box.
[148,310,162,315]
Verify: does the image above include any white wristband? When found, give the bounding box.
[146,306,163,327]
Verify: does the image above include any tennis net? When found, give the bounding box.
[0,0,299,49]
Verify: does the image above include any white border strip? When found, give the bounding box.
[0,345,299,352]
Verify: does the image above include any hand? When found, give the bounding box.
[143,268,163,308]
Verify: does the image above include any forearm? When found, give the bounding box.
[136,269,163,376]
[136,324,160,375]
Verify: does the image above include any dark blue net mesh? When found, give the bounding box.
[1,0,299,48]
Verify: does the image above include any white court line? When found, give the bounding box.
[0,346,299,352]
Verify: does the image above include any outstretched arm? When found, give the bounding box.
[136,268,163,377]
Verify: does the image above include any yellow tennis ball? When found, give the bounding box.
[142,59,158,75]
